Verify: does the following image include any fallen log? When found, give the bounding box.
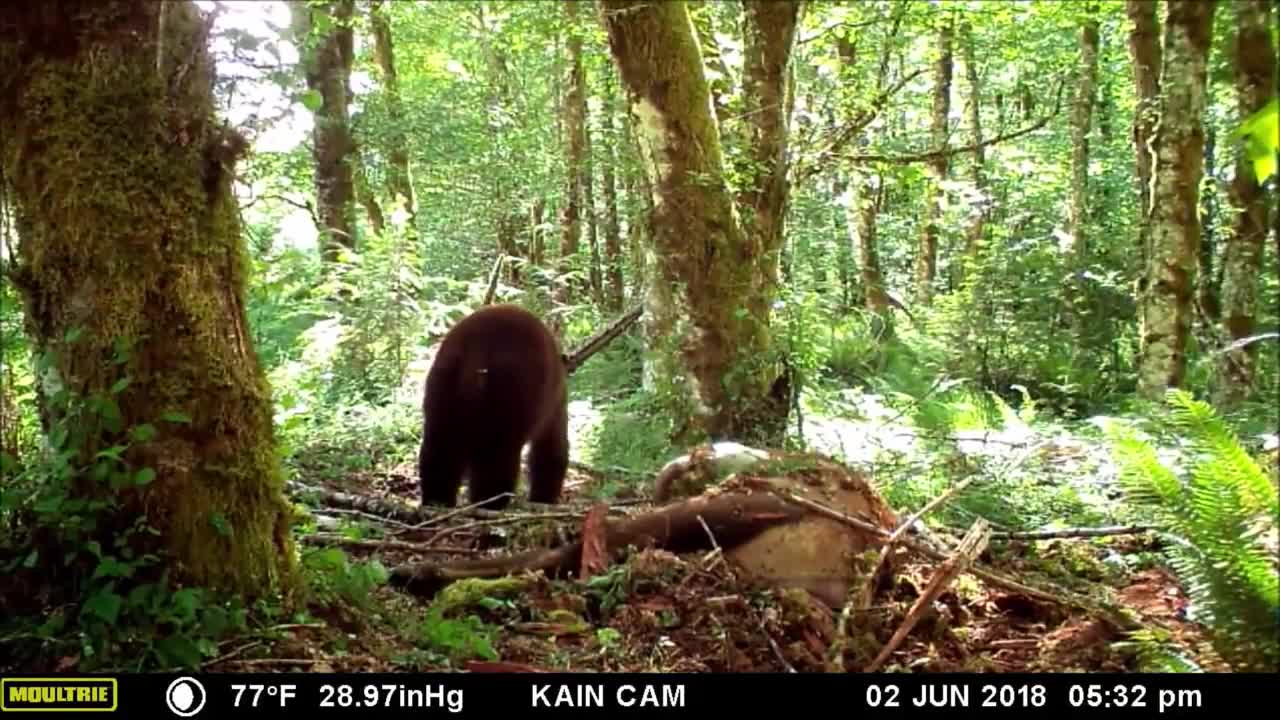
[389,453,901,607]
[387,491,812,597]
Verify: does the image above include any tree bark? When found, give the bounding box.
[1068,6,1100,263]
[0,0,299,597]
[1217,0,1277,402]
[475,3,527,287]
[1065,5,1100,337]
[602,75,625,311]
[1126,0,1162,269]
[1136,0,1218,399]
[739,0,802,343]
[916,14,954,305]
[960,20,987,262]
[599,0,786,444]
[370,0,417,236]
[557,0,587,306]
[293,0,357,264]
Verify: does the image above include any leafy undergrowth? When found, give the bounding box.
[197,459,1231,675]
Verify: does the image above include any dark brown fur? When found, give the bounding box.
[418,304,569,510]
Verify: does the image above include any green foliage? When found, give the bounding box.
[1106,390,1279,672]
[413,605,499,666]
[301,546,389,613]
[0,346,248,671]
[1231,95,1278,183]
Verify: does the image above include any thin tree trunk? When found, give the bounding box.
[916,14,953,305]
[370,0,417,236]
[1217,0,1276,402]
[961,21,987,262]
[557,0,587,306]
[602,75,625,312]
[293,0,357,264]
[0,0,299,597]
[1199,121,1220,321]
[1068,6,1100,263]
[1136,0,1218,398]
[739,0,801,371]
[1065,5,1100,336]
[476,3,526,286]
[584,95,603,305]
[1126,0,1162,269]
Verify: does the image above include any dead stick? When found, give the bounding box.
[424,511,583,545]
[991,525,1155,540]
[398,494,515,534]
[302,533,478,555]
[867,519,991,672]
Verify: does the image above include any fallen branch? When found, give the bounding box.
[388,493,809,597]
[866,519,991,672]
[856,471,982,612]
[300,532,478,556]
[990,525,1155,541]
[563,304,643,374]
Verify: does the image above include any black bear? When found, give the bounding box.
[418,303,570,511]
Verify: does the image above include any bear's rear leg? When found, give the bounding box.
[466,440,523,511]
[419,422,467,508]
[527,404,569,505]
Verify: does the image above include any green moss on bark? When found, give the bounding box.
[600,0,786,446]
[0,1,299,600]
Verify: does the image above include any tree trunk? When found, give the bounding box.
[370,0,417,236]
[1217,0,1277,402]
[1065,5,1100,336]
[602,75,625,312]
[739,0,801,342]
[599,0,787,444]
[1126,0,1162,269]
[0,0,299,597]
[916,15,954,306]
[848,170,889,316]
[557,0,587,306]
[1068,6,1100,263]
[293,0,357,264]
[1199,122,1220,321]
[476,2,526,287]
[584,93,603,305]
[961,20,987,262]
[1136,0,1218,399]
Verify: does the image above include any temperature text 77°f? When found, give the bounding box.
[231,684,298,708]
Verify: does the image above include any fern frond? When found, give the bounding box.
[1107,395,1280,672]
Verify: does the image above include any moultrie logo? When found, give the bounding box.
[0,677,118,712]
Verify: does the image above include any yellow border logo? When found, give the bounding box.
[1,678,118,712]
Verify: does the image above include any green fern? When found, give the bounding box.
[1107,390,1279,672]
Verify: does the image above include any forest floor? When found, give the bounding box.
[203,396,1238,674]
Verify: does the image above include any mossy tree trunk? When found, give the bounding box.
[557,0,587,307]
[1064,5,1100,341]
[1136,0,1218,399]
[1216,0,1277,403]
[599,0,787,445]
[0,1,299,597]
[370,0,417,238]
[601,74,625,312]
[1126,0,1162,270]
[476,2,528,287]
[292,0,358,264]
[739,0,801,359]
[916,14,954,306]
[960,20,988,263]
